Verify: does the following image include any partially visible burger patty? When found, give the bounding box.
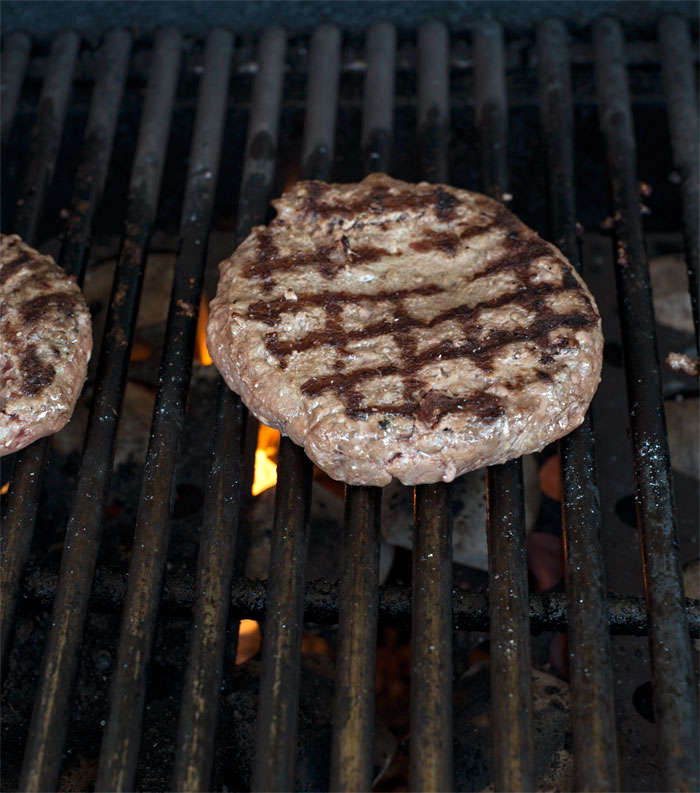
[207,174,603,486]
[0,234,92,456]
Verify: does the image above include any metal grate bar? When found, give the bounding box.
[330,487,382,791]
[474,19,536,793]
[330,23,392,791]
[658,15,699,350]
[251,442,313,792]
[172,25,285,792]
[0,27,131,679]
[301,24,341,181]
[418,21,449,184]
[245,25,327,793]
[13,29,79,245]
[252,26,335,793]
[408,20,455,793]
[593,17,699,792]
[536,19,620,792]
[88,29,231,793]
[20,565,700,635]
[361,22,396,174]
[17,27,181,793]
[1,31,32,145]
[474,22,508,203]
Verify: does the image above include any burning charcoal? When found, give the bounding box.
[381,455,540,571]
[452,666,573,792]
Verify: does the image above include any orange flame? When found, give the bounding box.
[236,619,262,664]
[195,295,213,366]
[1,482,9,496]
[252,424,280,496]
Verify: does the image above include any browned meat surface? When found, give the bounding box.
[0,235,92,455]
[207,174,603,486]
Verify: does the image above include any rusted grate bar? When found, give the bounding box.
[658,15,699,351]
[0,27,131,678]
[87,28,231,793]
[408,20,455,793]
[0,31,32,145]
[330,21,391,793]
[536,18,620,792]
[17,27,180,793]
[593,17,699,792]
[474,18,536,793]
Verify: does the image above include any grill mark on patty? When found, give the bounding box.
[245,195,528,290]
[0,252,34,287]
[20,292,80,325]
[302,182,461,222]
[470,238,554,285]
[20,344,56,395]
[246,230,400,286]
[241,182,598,426]
[248,284,443,325]
[261,276,590,359]
[302,310,594,396]
[409,229,460,256]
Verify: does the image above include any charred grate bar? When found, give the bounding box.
[537,19,619,791]
[1,11,698,793]
[594,17,699,788]
[96,28,232,792]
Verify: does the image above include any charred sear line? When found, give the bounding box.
[264,279,591,358]
[416,390,504,426]
[247,284,443,326]
[409,229,460,256]
[301,309,596,398]
[20,293,79,325]
[20,344,56,395]
[341,389,506,424]
[469,239,554,284]
[299,182,461,221]
[245,229,397,283]
[0,253,34,287]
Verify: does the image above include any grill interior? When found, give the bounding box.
[1,7,699,792]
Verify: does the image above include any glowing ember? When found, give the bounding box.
[539,453,562,501]
[130,339,152,363]
[236,618,262,664]
[1,481,9,495]
[194,295,213,366]
[252,424,280,496]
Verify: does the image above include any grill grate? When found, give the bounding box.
[1,13,699,793]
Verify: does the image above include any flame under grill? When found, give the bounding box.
[1,9,699,792]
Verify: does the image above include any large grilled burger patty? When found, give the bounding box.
[207,174,603,486]
[0,234,92,456]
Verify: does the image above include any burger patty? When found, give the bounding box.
[207,174,603,486]
[0,234,92,456]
